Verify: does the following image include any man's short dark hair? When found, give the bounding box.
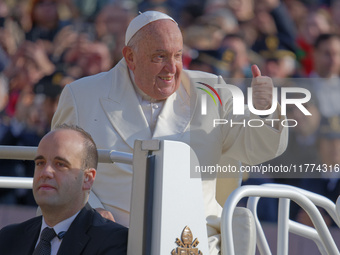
[222,33,246,42]
[54,124,98,169]
[314,33,340,49]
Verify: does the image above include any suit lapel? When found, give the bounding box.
[57,206,91,255]
[99,60,152,149]
[22,217,42,255]
[153,71,197,139]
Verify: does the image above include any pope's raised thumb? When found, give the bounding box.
[251,64,261,78]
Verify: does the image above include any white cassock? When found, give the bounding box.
[52,58,288,254]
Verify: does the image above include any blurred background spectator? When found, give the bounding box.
[296,9,332,76]
[296,114,340,227]
[309,33,340,118]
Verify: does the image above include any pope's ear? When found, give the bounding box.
[123,46,135,71]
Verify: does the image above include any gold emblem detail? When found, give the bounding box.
[265,35,279,51]
[330,116,340,132]
[171,226,203,255]
[222,49,235,63]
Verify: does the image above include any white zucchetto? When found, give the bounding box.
[125,11,177,45]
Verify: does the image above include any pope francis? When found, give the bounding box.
[52,11,288,254]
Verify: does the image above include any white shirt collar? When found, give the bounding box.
[36,210,81,255]
[40,210,81,238]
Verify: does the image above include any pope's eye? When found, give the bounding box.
[152,54,167,63]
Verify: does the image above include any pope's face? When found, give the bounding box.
[129,20,183,100]
[33,129,86,213]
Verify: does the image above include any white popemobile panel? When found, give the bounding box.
[128,140,209,255]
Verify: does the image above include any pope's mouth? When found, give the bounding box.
[159,76,173,81]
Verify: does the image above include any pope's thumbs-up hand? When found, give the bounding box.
[251,64,273,110]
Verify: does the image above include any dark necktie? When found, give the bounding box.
[32,227,57,255]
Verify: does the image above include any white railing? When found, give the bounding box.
[0,146,133,189]
[222,184,340,255]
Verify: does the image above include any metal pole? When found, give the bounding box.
[0,146,133,190]
[0,177,33,189]
[0,146,133,164]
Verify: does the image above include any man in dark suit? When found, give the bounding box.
[0,124,128,254]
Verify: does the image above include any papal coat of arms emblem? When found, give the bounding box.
[171,226,203,255]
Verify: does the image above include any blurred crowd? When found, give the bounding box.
[0,0,340,224]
